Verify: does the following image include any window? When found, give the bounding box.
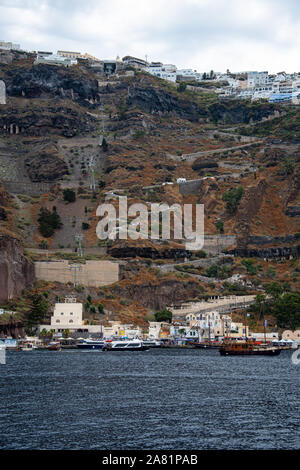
[69,320,73,323]
[61,312,64,315]
[70,312,73,315]
[56,320,60,323]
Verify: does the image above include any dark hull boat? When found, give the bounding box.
[219,341,281,356]
[77,339,104,350]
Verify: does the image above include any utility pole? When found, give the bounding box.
[88,155,96,191]
[75,234,84,257]
[69,264,82,287]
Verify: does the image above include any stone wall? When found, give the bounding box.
[179,179,203,196]
[2,181,53,196]
[35,260,119,287]
[203,235,236,255]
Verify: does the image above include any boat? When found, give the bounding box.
[219,340,281,356]
[103,339,149,351]
[21,343,37,351]
[142,339,161,348]
[77,338,105,350]
[48,341,62,351]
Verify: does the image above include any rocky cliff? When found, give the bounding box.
[0,234,35,303]
[235,180,267,249]
[126,85,206,122]
[3,63,99,104]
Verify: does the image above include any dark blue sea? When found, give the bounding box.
[0,349,299,450]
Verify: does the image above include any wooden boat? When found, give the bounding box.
[48,342,62,351]
[219,340,281,356]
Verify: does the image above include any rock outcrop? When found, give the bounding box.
[25,142,68,182]
[3,63,99,104]
[0,234,35,303]
[208,101,277,124]
[0,102,98,137]
[114,278,200,310]
[235,180,267,249]
[126,86,206,122]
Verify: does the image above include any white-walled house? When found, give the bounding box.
[144,63,177,82]
[148,322,162,339]
[39,297,101,334]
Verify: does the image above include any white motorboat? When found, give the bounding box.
[103,339,149,351]
[142,339,161,348]
[21,343,37,351]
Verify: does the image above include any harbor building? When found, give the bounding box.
[39,297,102,334]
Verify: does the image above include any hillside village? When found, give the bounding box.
[0,39,299,344]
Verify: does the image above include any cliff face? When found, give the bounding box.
[126,86,206,122]
[25,142,68,181]
[0,235,35,303]
[114,278,200,310]
[0,102,98,137]
[235,180,267,249]
[3,63,99,104]
[126,85,278,124]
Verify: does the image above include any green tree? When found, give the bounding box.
[264,282,284,300]
[273,292,300,330]
[242,259,257,275]
[154,309,173,323]
[222,187,243,214]
[63,189,76,203]
[281,157,295,176]
[26,293,49,330]
[178,82,187,92]
[38,207,62,238]
[97,303,104,314]
[215,220,224,234]
[102,137,108,152]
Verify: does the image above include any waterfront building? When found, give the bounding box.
[250,332,279,342]
[39,297,102,334]
[148,322,163,339]
[102,321,142,339]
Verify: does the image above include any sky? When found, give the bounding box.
[0,0,300,73]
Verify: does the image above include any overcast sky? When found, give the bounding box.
[0,0,299,73]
